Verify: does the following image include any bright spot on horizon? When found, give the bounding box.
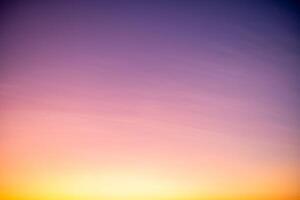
[60,172,184,198]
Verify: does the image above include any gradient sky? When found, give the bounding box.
[0,1,299,200]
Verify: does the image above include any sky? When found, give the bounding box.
[0,1,299,200]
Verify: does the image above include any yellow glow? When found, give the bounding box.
[20,170,193,200]
[98,174,177,198]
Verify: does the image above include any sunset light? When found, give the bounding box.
[0,1,299,200]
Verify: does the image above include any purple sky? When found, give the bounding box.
[0,1,299,199]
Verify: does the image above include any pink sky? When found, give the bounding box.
[0,1,299,199]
